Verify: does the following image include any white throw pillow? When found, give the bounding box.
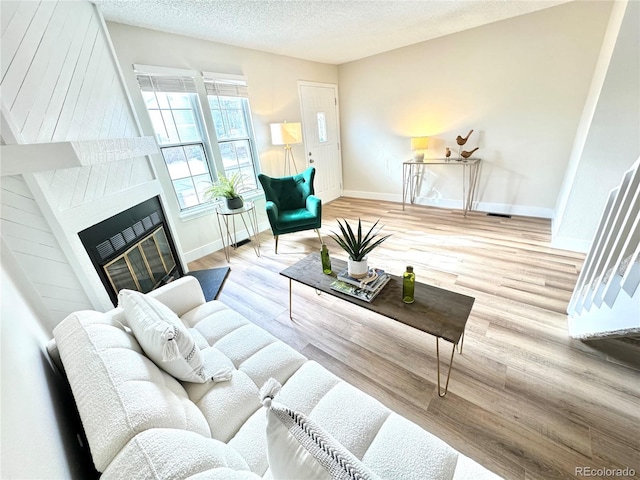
[260,379,379,480]
[119,289,207,383]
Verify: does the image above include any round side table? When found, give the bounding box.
[215,201,261,262]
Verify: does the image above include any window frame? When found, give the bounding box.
[134,65,263,216]
[203,72,261,195]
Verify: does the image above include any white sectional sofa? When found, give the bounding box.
[51,275,501,479]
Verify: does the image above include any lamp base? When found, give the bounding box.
[413,152,425,162]
[283,145,298,176]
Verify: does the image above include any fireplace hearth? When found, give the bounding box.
[79,197,183,305]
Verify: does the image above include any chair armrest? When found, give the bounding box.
[148,276,206,317]
[306,195,322,218]
[265,200,280,229]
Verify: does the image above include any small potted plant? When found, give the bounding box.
[329,218,391,279]
[205,172,244,209]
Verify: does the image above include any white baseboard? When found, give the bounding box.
[341,190,402,203]
[341,190,554,219]
[182,220,271,264]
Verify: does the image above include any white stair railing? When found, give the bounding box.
[568,158,640,337]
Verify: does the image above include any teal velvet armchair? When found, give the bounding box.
[258,167,322,253]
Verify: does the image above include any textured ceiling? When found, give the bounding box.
[95,0,570,65]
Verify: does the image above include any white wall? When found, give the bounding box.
[337,1,612,218]
[105,22,339,260]
[1,245,95,479]
[553,0,640,251]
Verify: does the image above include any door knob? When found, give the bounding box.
[309,159,315,163]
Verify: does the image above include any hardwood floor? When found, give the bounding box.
[189,197,640,480]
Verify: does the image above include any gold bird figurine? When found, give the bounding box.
[460,147,479,159]
[445,147,451,158]
[456,129,474,146]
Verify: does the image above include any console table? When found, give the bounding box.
[402,158,481,216]
[280,253,475,397]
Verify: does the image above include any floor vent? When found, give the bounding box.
[487,213,512,219]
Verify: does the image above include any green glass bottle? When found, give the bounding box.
[403,266,415,303]
[321,243,332,274]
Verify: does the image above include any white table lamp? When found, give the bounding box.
[411,136,429,161]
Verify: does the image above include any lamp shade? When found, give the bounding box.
[270,122,302,145]
[410,137,429,150]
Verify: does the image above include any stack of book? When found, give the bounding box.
[330,268,390,302]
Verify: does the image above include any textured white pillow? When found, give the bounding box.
[119,289,207,383]
[260,379,379,480]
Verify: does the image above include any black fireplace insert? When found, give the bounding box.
[79,197,183,306]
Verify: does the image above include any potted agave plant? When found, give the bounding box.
[329,218,391,279]
[205,172,244,210]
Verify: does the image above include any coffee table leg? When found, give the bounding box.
[436,337,457,397]
[457,330,465,354]
[289,278,293,320]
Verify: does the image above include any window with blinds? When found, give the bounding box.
[204,74,259,193]
[134,67,261,212]
[136,71,213,210]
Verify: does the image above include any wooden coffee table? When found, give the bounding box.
[280,252,475,397]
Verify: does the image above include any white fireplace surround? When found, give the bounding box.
[0,135,180,324]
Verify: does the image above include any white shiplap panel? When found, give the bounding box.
[43,157,156,209]
[91,162,109,200]
[52,166,80,210]
[20,1,78,142]
[34,283,93,320]
[36,5,94,143]
[1,173,94,321]
[1,1,56,108]
[65,27,106,141]
[0,0,40,81]
[51,17,98,142]
[37,169,55,187]
[1,187,43,215]
[70,162,91,206]
[1,217,59,248]
[82,164,100,204]
[13,251,79,284]
[1,173,33,197]
[134,156,155,183]
[104,75,134,138]
[123,115,137,138]
[111,101,127,138]
[84,72,118,140]
[1,1,22,34]
[99,76,118,138]
[2,228,68,263]
[10,1,71,133]
[121,157,134,190]
[32,281,93,305]
[46,166,73,210]
[1,203,51,232]
[42,297,94,322]
[78,33,119,139]
[103,157,124,195]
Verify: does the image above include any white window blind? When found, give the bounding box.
[136,74,197,93]
[203,75,248,98]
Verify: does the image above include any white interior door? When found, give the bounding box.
[298,82,342,203]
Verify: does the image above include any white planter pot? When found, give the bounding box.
[348,257,368,279]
